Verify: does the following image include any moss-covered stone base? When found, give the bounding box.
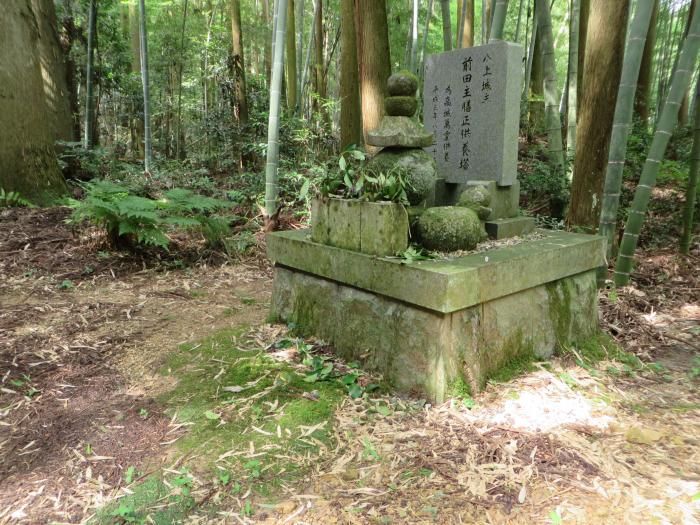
[271,267,599,402]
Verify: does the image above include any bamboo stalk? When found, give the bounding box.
[614,6,700,285]
[264,0,289,220]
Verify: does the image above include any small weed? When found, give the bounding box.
[361,438,380,461]
[59,279,74,290]
[138,408,149,419]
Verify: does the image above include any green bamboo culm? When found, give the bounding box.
[264,0,288,220]
[535,0,565,178]
[440,0,453,51]
[614,6,700,286]
[597,0,656,281]
[138,0,153,174]
[565,0,580,166]
[680,76,700,254]
[84,0,97,149]
[489,0,510,42]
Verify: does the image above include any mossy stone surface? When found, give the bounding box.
[416,206,486,252]
[367,148,437,205]
[271,265,600,402]
[387,70,419,96]
[366,116,433,148]
[457,186,492,219]
[385,96,418,117]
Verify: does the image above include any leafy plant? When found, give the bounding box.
[0,188,32,208]
[68,180,230,250]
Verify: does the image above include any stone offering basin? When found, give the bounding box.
[267,229,605,402]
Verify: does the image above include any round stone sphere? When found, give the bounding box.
[457,186,492,220]
[367,148,437,205]
[387,70,419,96]
[385,96,418,117]
[416,206,486,252]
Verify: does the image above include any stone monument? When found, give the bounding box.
[266,60,605,402]
[423,41,534,240]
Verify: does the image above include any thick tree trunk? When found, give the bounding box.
[340,0,362,149]
[0,0,72,203]
[230,0,249,125]
[568,0,629,229]
[634,0,658,125]
[354,0,391,151]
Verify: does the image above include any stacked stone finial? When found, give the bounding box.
[366,70,433,150]
[366,71,437,205]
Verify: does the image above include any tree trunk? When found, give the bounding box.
[354,0,391,151]
[634,0,658,126]
[175,0,188,160]
[128,1,144,158]
[568,0,629,229]
[263,0,272,83]
[614,7,700,285]
[679,0,697,125]
[409,0,419,73]
[485,0,495,41]
[489,0,509,41]
[0,0,72,202]
[597,0,655,267]
[457,0,475,48]
[527,21,543,131]
[265,0,288,222]
[230,0,249,125]
[576,0,589,115]
[340,0,362,149]
[680,76,700,254]
[566,0,580,162]
[420,0,435,75]
[84,0,97,149]
[285,0,297,109]
[138,0,153,173]
[515,0,525,41]
[535,0,565,188]
[314,0,327,120]
[440,0,452,51]
[296,0,304,102]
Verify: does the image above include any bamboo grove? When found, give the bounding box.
[15,0,700,284]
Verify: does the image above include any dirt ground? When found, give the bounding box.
[1,207,699,525]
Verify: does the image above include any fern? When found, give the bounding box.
[0,188,33,208]
[68,180,231,251]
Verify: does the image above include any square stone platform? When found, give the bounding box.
[267,229,605,402]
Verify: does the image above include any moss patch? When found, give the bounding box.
[95,326,346,522]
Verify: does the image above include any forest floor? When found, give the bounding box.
[0,206,699,525]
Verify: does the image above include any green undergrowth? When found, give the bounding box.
[93,326,346,523]
[160,327,344,478]
[560,332,657,377]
